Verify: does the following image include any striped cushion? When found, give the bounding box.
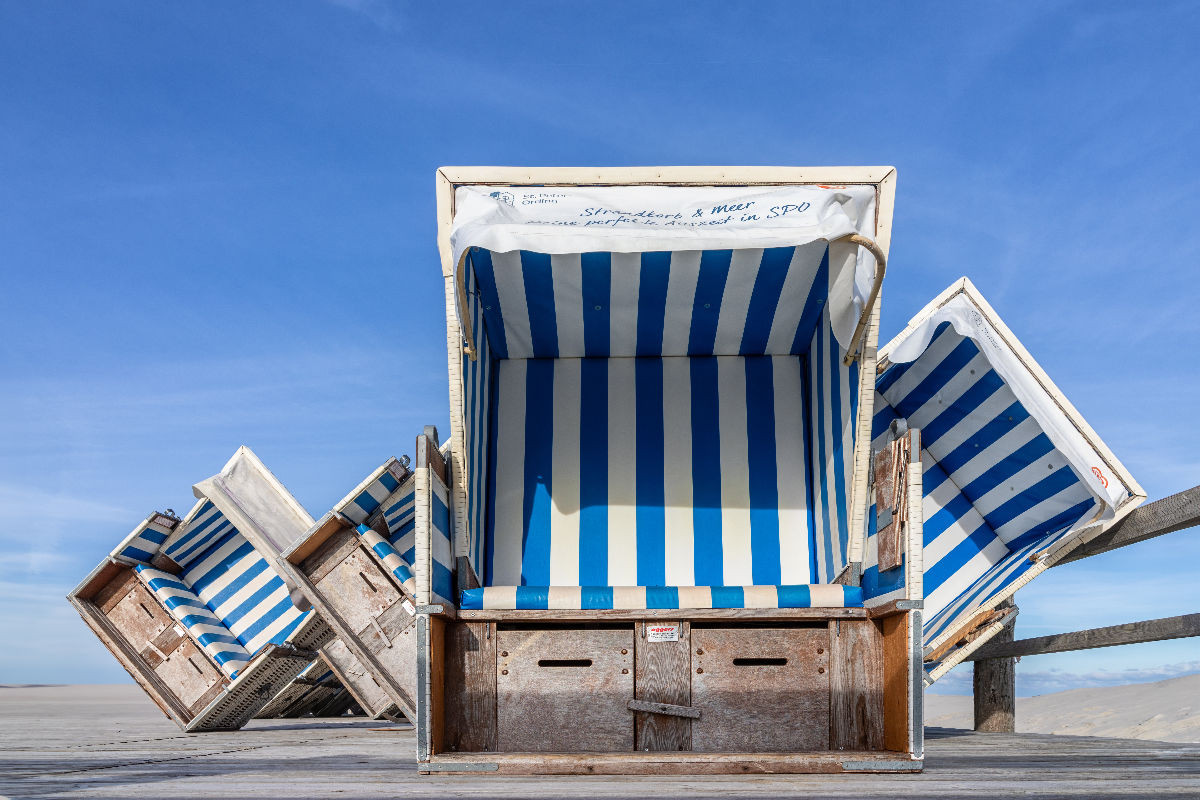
[136,565,251,676]
[355,525,416,597]
[460,584,862,610]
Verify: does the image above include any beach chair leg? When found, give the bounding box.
[973,600,1016,733]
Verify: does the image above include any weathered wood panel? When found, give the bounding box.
[973,609,1015,734]
[634,621,691,752]
[880,612,911,752]
[155,639,223,710]
[321,638,397,719]
[691,627,830,752]
[317,547,402,634]
[495,627,634,752]
[968,612,1200,661]
[442,621,497,752]
[1056,484,1200,565]
[830,619,884,751]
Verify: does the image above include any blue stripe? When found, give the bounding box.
[919,370,1004,449]
[231,592,293,648]
[521,359,555,584]
[484,362,501,585]
[923,523,996,595]
[186,535,251,592]
[687,250,733,355]
[636,252,671,356]
[739,247,793,353]
[933,401,1031,481]
[690,357,723,585]
[745,357,781,584]
[635,358,665,585]
[521,252,558,358]
[812,325,835,580]
[433,560,455,604]
[889,338,979,422]
[141,529,168,544]
[222,574,285,634]
[581,586,614,609]
[352,491,381,518]
[710,585,744,608]
[122,546,155,562]
[826,321,851,576]
[515,585,549,610]
[581,252,611,358]
[578,359,609,584]
[379,470,400,494]
[469,249,509,359]
[791,248,829,353]
[960,433,1055,501]
[645,586,679,609]
[985,467,1089,532]
[776,585,812,607]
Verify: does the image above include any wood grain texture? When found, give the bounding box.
[973,609,1016,734]
[495,627,634,752]
[691,627,830,753]
[830,620,884,751]
[318,547,402,635]
[302,527,364,586]
[634,621,691,751]
[442,621,497,752]
[880,612,911,753]
[321,638,397,719]
[967,612,1200,661]
[1056,484,1200,565]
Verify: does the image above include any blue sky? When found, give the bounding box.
[1,1,1197,693]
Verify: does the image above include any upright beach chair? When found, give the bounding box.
[68,447,333,731]
[394,167,925,774]
[871,279,1144,681]
[278,454,428,722]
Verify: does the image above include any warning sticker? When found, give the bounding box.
[401,599,416,616]
[646,624,680,642]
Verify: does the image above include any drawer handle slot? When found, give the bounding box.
[732,657,788,667]
[359,571,378,593]
[537,659,592,668]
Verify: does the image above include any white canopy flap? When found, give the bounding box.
[450,184,880,350]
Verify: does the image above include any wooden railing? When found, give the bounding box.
[964,485,1200,733]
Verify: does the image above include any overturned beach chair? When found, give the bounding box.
[278,453,428,722]
[67,447,333,732]
[389,166,926,774]
[871,279,1144,681]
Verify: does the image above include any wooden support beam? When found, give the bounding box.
[972,600,1015,734]
[966,612,1200,661]
[1056,485,1200,565]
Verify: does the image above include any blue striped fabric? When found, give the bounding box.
[483,354,818,588]
[356,524,417,596]
[465,244,830,360]
[428,471,454,606]
[462,263,494,585]
[382,481,416,557]
[116,514,176,564]
[874,322,1099,644]
[168,501,309,657]
[341,466,403,526]
[136,565,252,675]
[460,584,863,610]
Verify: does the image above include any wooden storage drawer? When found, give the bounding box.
[691,626,830,752]
[496,627,634,752]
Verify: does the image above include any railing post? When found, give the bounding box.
[973,598,1016,733]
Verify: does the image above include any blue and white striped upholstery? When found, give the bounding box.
[136,565,252,676]
[340,465,405,526]
[116,514,176,564]
[427,470,454,606]
[874,321,1100,645]
[461,584,863,610]
[356,525,416,597]
[457,243,861,603]
[381,477,416,560]
[465,244,830,360]
[166,501,309,657]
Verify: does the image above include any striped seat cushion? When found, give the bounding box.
[460,584,862,610]
[136,565,252,676]
[355,525,416,597]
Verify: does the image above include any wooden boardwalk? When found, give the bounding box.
[2,685,1198,799]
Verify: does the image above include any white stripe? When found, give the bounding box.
[766,241,824,352]
[712,248,761,354]
[609,253,641,356]
[550,359,581,585]
[944,416,1040,490]
[607,358,638,584]
[662,357,694,585]
[773,356,811,584]
[808,341,829,580]
[718,357,752,585]
[660,251,701,356]
[551,253,584,357]
[881,323,964,406]
[491,250,532,358]
[491,360,527,584]
[924,537,1008,620]
[900,351,991,434]
[922,382,1021,462]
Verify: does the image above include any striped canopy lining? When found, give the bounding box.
[462,245,860,597]
[872,322,1099,646]
[155,500,309,660]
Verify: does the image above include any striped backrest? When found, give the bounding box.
[875,321,1100,642]
[168,500,309,656]
[459,244,862,592]
[466,244,831,360]
[115,514,177,564]
[136,565,252,676]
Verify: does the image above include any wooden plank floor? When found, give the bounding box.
[2,685,1199,798]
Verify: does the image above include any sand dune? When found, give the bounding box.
[926,672,1200,742]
